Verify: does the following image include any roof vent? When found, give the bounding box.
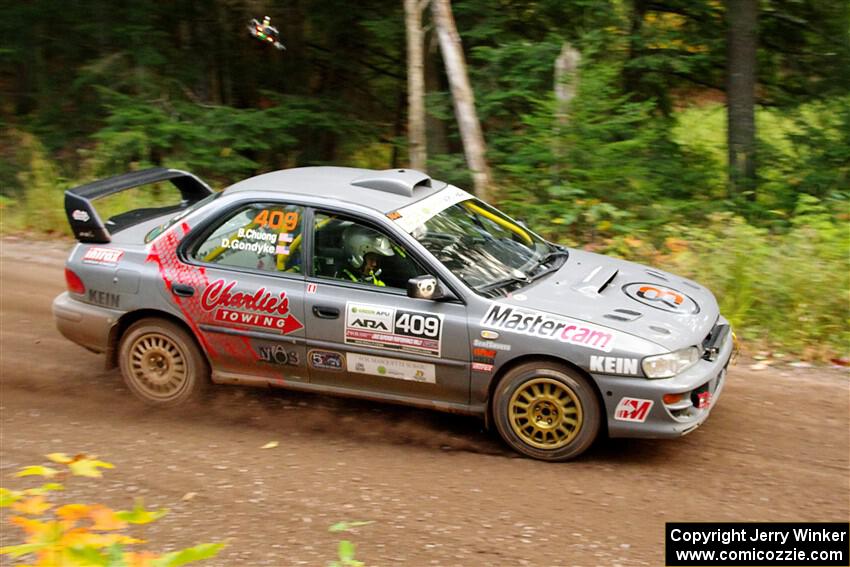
[351,169,431,197]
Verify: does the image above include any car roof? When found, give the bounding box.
[222,166,448,213]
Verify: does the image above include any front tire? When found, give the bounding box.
[118,318,209,407]
[492,361,601,461]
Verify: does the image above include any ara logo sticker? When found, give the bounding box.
[589,356,639,375]
[614,398,653,422]
[201,279,303,334]
[481,304,616,352]
[82,247,124,265]
[623,283,699,314]
[345,302,442,357]
[72,209,90,222]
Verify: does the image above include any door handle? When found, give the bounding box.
[312,305,340,319]
[172,284,195,297]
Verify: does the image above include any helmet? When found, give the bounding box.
[343,225,394,268]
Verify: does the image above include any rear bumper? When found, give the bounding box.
[53,292,119,354]
[596,323,733,439]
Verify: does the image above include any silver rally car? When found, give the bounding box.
[54,166,733,461]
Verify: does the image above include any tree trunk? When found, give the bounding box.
[425,33,449,156]
[405,0,428,171]
[553,43,580,180]
[431,0,492,199]
[726,0,758,202]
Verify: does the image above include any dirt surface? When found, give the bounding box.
[1,236,848,566]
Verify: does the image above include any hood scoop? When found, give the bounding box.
[572,266,619,297]
[604,308,643,323]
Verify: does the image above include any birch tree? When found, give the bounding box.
[405,0,429,171]
[431,0,492,199]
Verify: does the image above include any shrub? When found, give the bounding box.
[1,453,223,567]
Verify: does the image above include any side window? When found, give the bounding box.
[193,203,304,273]
[312,212,427,289]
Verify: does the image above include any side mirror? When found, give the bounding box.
[407,275,450,300]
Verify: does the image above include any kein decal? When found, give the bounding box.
[88,289,119,308]
[589,356,639,375]
[471,362,494,373]
[614,398,653,422]
[481,304,616,352]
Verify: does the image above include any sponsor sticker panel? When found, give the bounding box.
[347,353,436,384]
[345,302,442,357]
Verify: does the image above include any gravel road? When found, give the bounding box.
[1,236,848,566]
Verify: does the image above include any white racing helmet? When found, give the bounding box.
[343,225,394,268]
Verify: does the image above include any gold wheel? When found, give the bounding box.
[127,332,189,400]
[507,377,583,450]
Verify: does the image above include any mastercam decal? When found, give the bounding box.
[347,353,436,384]
[481,303,617,353]
[345,302,442,357]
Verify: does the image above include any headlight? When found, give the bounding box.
[642,347,700,378]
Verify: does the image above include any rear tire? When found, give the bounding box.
[492,361,601,461]
[118,318,209,407]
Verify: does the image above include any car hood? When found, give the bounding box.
[508,249,720,352]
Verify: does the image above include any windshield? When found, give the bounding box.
[405,197,561,295]
[144,192,220,243]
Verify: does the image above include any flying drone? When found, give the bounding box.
[248,16,286,50]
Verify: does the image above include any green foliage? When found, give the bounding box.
[601,198,849,359]
[327,520,373,567]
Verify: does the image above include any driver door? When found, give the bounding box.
[304,211,470,405]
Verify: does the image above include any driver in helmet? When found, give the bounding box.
[339,225,394,287]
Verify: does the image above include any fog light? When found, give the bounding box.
[663,393,684,405]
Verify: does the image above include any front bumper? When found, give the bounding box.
[53,292,120,354]
[596,323,733,439]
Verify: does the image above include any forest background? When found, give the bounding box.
[1,0,847,359]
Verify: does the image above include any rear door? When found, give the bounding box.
[176,200,309,383]
[304,210,470,405]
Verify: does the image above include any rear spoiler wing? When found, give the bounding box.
[64,168,213,243]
